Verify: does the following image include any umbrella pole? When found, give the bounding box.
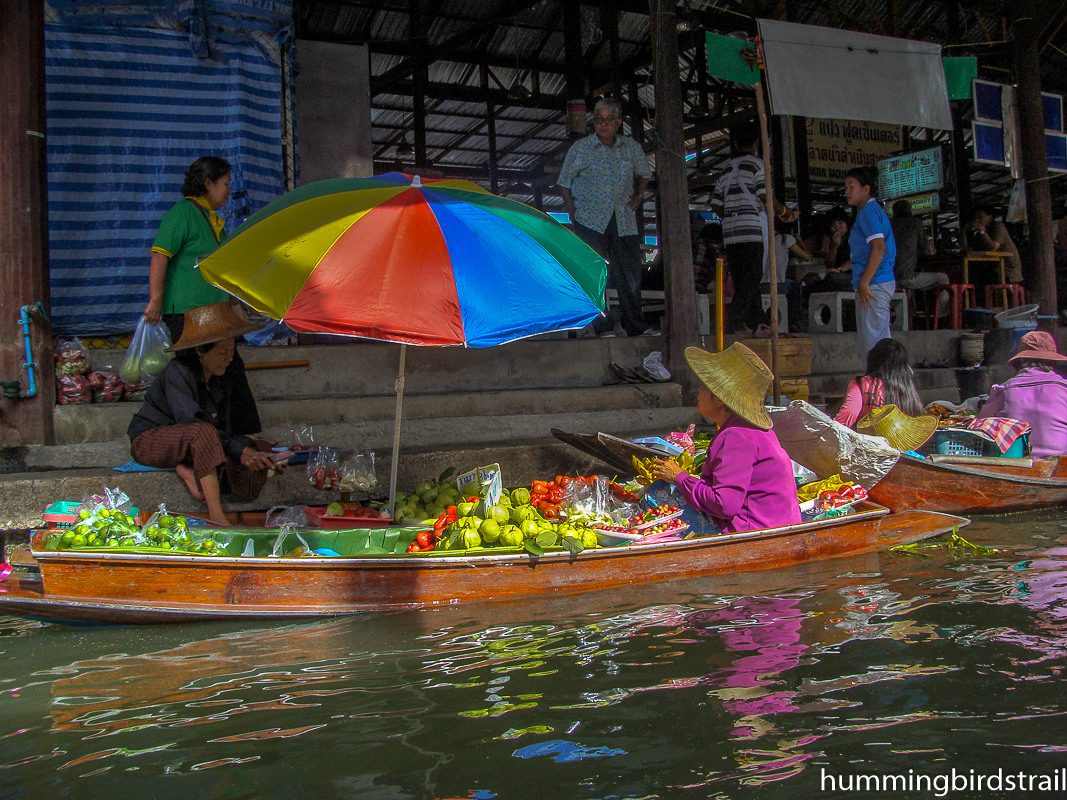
[387,343,407,516]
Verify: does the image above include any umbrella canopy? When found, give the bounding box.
[198,173,607,347]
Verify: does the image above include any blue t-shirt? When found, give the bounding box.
[850,199,896,289]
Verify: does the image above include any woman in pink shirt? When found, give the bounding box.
[652,344,800,534]
[979,331,1067,457]
[834,337,923,428]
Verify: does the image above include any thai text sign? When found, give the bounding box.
[877,147,944,201]
[806,118,903,184]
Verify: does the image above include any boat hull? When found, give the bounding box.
[869,454,1067,514]
[0,505,965,624]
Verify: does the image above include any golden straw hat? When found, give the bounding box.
[167,301,260,352]
[684,343,774,430]
[856,404,938,452]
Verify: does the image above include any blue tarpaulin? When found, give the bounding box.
[45,1,293,335]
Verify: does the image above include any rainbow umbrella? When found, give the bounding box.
[198,173,606,347]
[198,173,607,512]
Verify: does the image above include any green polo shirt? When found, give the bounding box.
[151,198,229,314]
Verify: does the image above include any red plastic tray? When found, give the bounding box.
[304,506,394,528]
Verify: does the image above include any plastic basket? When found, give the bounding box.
[917,429,985,457]
[42,500,140,529]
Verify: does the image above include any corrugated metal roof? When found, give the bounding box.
[297,0,1067,212]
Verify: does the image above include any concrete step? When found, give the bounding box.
[55,382,683,444]
[18,405,699,473]
[1,411,701,529]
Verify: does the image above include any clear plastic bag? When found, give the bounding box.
[120,317,173,386]
[271,523,315,557]
[89,364,124,403]
[339,452,377,492]
[307,446,342,490]
[266,506,310,528]
[54,337,89,377]
[56,374,92,404]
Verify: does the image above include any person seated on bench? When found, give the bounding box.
[834,338,924,428]
[978,331,1067,458]
[651,343,800,534]
[802,208,853,305]
[127,302,283,525]
[890,200,949,317]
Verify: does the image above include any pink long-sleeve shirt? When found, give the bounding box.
[674,416,801,533]
[978,366,1067,457]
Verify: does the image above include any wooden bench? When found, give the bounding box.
[808,291,909,333]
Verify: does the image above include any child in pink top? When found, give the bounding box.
[834,338,923,428]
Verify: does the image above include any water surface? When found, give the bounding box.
[2,511,1066,799]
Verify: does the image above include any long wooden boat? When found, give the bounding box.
[869,453,1067,514]
[0,503,965,624]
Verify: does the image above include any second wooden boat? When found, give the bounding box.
[869,453,1067,514]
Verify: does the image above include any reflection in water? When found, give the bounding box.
[0,513,1066,798]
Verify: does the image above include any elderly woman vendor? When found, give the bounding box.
[978,331,1067,457]
[652,343,800,534]
[127,302,280,525]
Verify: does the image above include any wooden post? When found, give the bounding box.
[0,0,54,446]
[481,61,499,194]
[950,101,973,243]
[601,1,623,103]
[756,81,780,405]
[792,116,813,239]
[563,1,585,140]
[1013,1,1056,320]
[409,0,428,168]
[649,0,699,392]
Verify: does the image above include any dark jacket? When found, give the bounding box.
[127,354,253,461]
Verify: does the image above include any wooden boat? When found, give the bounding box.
[0,503,965,624]
[869,453,1067,514]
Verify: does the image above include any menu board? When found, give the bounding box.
[877,147,944,201]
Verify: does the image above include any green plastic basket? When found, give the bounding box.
[42,500,140,529]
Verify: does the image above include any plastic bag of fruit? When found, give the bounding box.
[54,337,89,378]
[339,452,377,492]
[271,523,315,557]
[56,374,92,404]
[89,364,124,403]
[120,316,173,386]
[307,445,342,490]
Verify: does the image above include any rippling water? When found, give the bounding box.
[2,511,1067,799]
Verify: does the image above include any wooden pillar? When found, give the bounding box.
[481,61,499,194]
[629,76,647,237]
[1013,0,1056,318]
[0,0,54,446]
[950,101,973,245]
[792,116,813,239]
[601,1,623,103]
[650,0,699,392]
[563,1,585,140]
[409,0,428,168]
[770,116,787,201]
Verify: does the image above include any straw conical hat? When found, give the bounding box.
[167,301,259,351]
[685,343,773,430]
[857,404,937,451]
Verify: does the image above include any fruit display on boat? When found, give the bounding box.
[393,468,464,524]
[45,509,226,555]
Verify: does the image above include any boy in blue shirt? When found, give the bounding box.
[845,166,897,360]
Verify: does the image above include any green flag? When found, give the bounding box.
[943,57,977,101]
[706,31,760,86]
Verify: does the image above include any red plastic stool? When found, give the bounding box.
[985,283,1026,311]
[933,283,975,330]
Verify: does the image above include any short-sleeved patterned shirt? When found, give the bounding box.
[557,133,650,236]
[151,197,230,314]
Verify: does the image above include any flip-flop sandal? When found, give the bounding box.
[610,362,643,383]
[633,365,668,383]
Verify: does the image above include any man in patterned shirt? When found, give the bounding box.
[559,98,651,337]
[711,122,797,334]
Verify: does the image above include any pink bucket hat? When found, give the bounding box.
[1009,330,1067,364]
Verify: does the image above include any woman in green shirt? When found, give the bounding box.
[143,156,260,434]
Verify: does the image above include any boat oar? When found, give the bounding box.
[928,455,1035,468]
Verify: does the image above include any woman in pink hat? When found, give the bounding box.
[978,331,1067,457]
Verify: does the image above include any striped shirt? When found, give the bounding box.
[712,155,766,245]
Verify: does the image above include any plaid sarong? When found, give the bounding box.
[964,417,1032,453]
